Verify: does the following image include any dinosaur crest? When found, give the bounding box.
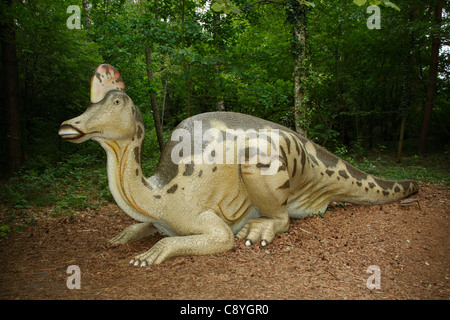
[90,64,126,103]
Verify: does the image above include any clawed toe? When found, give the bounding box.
[129,258,149,267]
[237,218,283,247]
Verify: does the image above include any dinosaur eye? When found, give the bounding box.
[113,98,120,105]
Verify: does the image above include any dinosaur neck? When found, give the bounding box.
[99,138,160,222]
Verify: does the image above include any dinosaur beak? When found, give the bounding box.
[58,124,85,141]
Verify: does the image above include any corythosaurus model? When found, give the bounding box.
[58,64,419,266]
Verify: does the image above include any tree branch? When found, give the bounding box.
[245,0,287,8]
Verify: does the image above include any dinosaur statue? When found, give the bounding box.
[58,64,418,267]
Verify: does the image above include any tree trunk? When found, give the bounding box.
[180,0,192,117]
[287,0,308,136]
[418,0,443,154]
[397,1,415,162]
[82,0,92,27]
[145,46,165,152]
[214,61,225,111]
[1,0,22,175]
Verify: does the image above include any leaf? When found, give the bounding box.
[211,3,223,12]
[384,1,401,11]
[353,0,367,6]
[369,0,381,5]
[223,5,232,14]
[231,6,242,15]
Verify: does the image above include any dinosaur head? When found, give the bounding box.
[59,64,143,144]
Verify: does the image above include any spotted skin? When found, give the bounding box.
[59,64,419,266]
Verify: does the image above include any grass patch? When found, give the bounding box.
[343,152,450,186]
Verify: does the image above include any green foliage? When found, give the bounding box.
[211,0,241,15]
[353,0,401,11]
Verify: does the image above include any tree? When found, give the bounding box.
[418,0,444,154]
[1,0,22,175]
[286,0,310,135]
[139,1,165,152]
[243,0,312,135]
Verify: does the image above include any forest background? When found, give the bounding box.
[0,0,448,235]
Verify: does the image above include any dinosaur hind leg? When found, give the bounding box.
[236,163,290,246]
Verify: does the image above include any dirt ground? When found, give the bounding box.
[0,183,448,300]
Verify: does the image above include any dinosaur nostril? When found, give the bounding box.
[75,121,81,124]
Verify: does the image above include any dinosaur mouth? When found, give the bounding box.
[58,124,85,140]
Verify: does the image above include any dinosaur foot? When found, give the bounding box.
[236,217,288,247]
[129,238,175,266]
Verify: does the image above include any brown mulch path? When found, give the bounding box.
[0,183,448,300]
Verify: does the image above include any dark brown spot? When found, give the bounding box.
[383,191,390,196]
[326,170,334,177]
[212,166,217,172]
[338,170,349,179]
[278,146,288,167]
[183,163,195,176]
[153,195,161,199]
[198,170,203,177]
[278,180,290,189]
[356,182,362,187]
[95,72,102,83]
[135,169,139,176]
[394,186,400,193]
[368,182,376,189]
[167,184,178,194]
[279,131,291,153]
[292,158,297,177]
[134,146,140,164]
[293,137,301,155]
[137,126,143,139]
[299,146,306,173]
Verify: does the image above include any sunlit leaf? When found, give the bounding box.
[211,2,223,12]
[384,1,401,11]
[353,0,367,6]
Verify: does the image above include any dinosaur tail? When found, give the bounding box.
[286,137,419,217]
[331,168,419,206]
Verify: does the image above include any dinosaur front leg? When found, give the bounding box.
[110,222,157,245]
[130,210,234,266]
